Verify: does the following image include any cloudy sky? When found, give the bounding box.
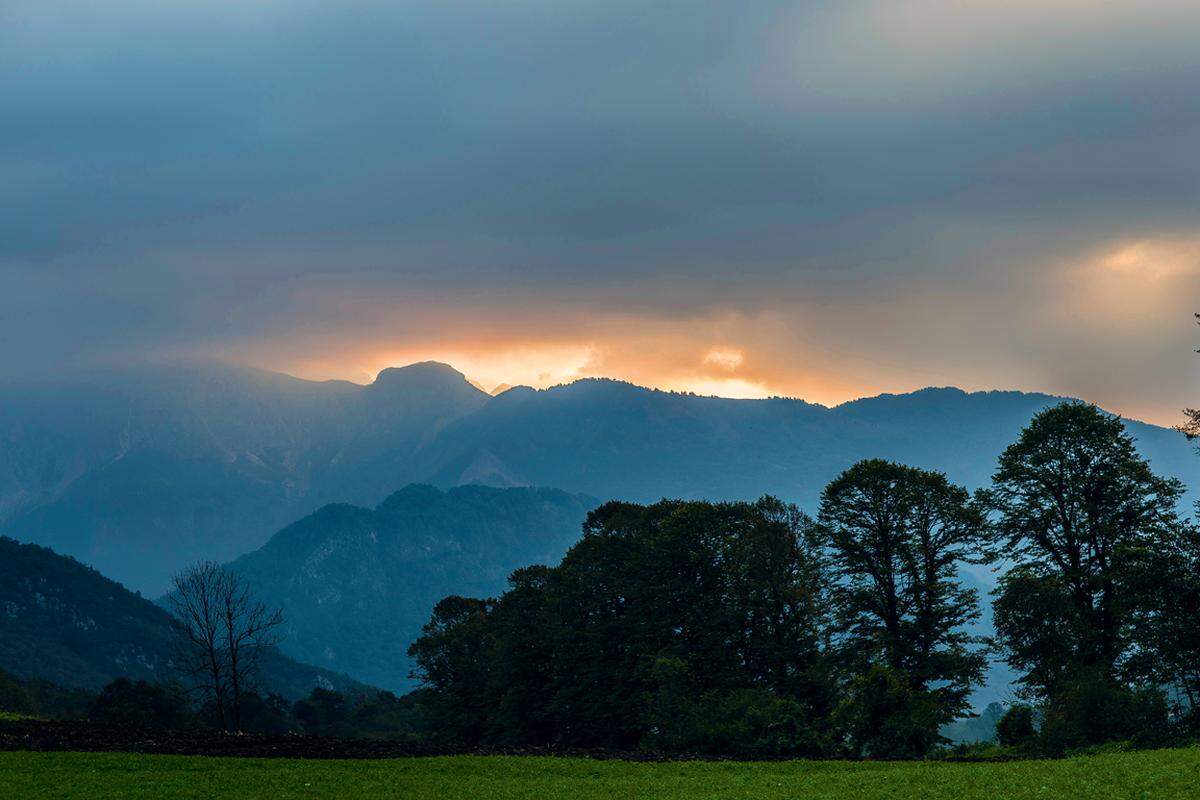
[2,1,1198,424]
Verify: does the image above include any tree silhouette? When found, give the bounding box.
[167,561,283,731]
[986,402,1184,694]
[817,459,989,755]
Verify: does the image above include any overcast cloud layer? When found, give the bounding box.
[2,1,1198,422]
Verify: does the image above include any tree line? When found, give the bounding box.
[408,402,1199,757]
[0,667,421,741]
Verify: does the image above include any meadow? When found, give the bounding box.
[2,748,1198,800]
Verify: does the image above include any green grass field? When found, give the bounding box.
[1,748,1198,800]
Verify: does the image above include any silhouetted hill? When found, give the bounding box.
[1,363,1193,593]
[230,484,596,690]
[0,537,368,700]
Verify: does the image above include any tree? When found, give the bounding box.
[1180,313,1199,444]
[293,688,350,736]
[407,595,495,744]
[985,403,1185,696]
[408,497,836,756]
[0,670,38,716]
[992,568,1082,699]
[168,561,230,730]
[817,459,989,751]
[995,704,1036,747]
[1122,522,1200,726]
[167,561,283,732]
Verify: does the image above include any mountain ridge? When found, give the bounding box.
[1,361,1193,593]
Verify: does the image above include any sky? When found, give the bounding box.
[2,1,1198,425]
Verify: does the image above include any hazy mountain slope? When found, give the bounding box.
[416,380,833,499]
[230,485,597,690]
[0,362,488,593]
[2,362,1193,595]
[0,537,368,700]
[419,382,1197,510]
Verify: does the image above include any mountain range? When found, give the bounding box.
[2,361,1194,595]
[1,361,1194,707]
[4,362,1195,594]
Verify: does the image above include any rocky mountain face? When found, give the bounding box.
[0,536,367,699]
[2,361,1194,595]
[229,484,597,690]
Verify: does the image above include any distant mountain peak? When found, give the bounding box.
[365,362,489,408]
[370,361,473,389]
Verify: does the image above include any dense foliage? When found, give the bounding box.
[985,403,1195,750]
[0,671,421,740]
[0,668,92,720]
[408,484,998,757]
[409,402,1199,757]
[409,496,840,755]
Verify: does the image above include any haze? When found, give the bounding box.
[2,1,1197,423]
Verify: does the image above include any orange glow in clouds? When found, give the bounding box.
[353,343,776,399]
[360,343,600,394]
[251,234,1197,425]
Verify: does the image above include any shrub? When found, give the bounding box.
[642,683,828,757]
[89,678,193,729]
[1038,673,1169,754]
[237,692,292,734]
[293,688,351,736]
[835,666,944,759]
[0,670,38,716]
[996,704,1036,747]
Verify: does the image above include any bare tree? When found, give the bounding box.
[218,570,284,731]
[167,561,231,730]
[167,561,283,731]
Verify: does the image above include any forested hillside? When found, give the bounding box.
[230,485,596,689]
[0,537,367,700]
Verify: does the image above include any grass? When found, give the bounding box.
[0,748,1197,799]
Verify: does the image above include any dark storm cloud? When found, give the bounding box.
[1,1,1198,420]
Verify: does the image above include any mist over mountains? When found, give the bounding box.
[1,360,1194,595]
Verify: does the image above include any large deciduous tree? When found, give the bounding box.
[817,459,989,756]
[985,402,1185,698]
[1122,523,1200,724]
